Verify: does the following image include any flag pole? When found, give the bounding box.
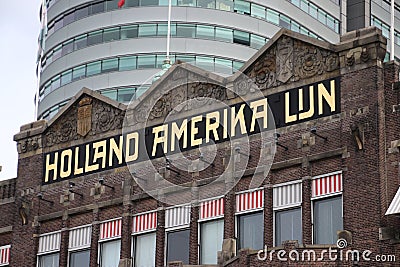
[166,0,172,62]
[390,0,395,61]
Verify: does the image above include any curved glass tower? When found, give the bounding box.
[36,0,398,120]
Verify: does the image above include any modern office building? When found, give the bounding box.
[35,0,400,121]
[2,27,400,267]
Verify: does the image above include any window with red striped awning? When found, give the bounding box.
[0,245,10,265]
[236,188,264,213]
[312,172,342,198]
[199,197,224,220]
[132,211,157,234]
[100,219,122,241]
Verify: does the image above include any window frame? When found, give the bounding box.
[131,230,157,267]
[68,248,90,267]
[198,218,224,264]
[273,206,302,246]
[37,252,60,267]
[98,238,121,267]
[165,227,191,266]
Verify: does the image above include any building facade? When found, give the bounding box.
[2,27,400,267]
[38,0,400,122]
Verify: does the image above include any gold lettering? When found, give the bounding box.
[299,88,303,111]
[250,98,268,132]
[152,125,168,157]
[231,104,247,137]
[93,140,107,169]
[126,132,139,162]
[191,115,203,147]
[45,152,58,183]
[318,80,336,115]
[223,108,228,139]
[74,147,83,175]
[85,144,99,172]
[206,112,220,143]
[285,92,297,123]
[60,149,72,178]
[109,136,123,167]
[171,120,187,152]
[299,86,315,120]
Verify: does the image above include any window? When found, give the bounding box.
[313,196,342,244]
[52,45,62,61]
[266,9,279,25]
[138,24,157,37]
[137,55,156,68]
[60,70,72,86]
[198,0,215,8]
[196,25,215,40]
[117,88,136,102]
[176,24,195,38]
[101,90,118,101]
[279,15,290,29]
[133,232,156,267]
[106,0,119,11]
[87,30,103,46]
[215,27,232,42]
[237,212,263,250]
[87,61,101,76]
[166,229,190,264]
[54,19,63,31]
[103,27,120,42]
[51,76,61,91]
[63,12,75,26]
[62,40,74,56]
[250,35,266,49]
[121,25,138,39]
[100,240,121,267]
[251,4,265,19]
[38,253,59,267]
[125,0,139,7]
[69,250,90,267]
[275,208,302,246]
[196,56,214,71]
[119,56,137,71]
[178,0,196,6]
[72,66,86,81]
[140,0,158,5]
[234,0,250,14]
[102,58,119,73]
[200,220,224,264]
[216,0,233,11]
[91,2,105,14]
[233,30,250,46]
[215,58,232,74]
[75,5,89,20]
[74,35,87,50]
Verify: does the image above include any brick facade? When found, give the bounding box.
[1,27,400,267]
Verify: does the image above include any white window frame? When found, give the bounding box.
[311,171,343,244]
[311,192,343,245]
[67,224,92,267]
[273,206,302,246]
[97,218,122,266]
[198,218,224,265]
[37,231,61,267]
[131,210,157,267]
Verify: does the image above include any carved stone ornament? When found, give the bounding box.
[17,136,42,153]
[93,100,124,133]
[77,97,92,137]
[247,36,339,90]
[276,36,294,83]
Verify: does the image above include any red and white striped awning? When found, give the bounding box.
[236,188,264,213]
[100,219,122,241]
[132,211,157,234]
[0,245,10,265]
[199,197,224,221]
[312,172,342,198]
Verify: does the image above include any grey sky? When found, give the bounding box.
[0,1,41,180]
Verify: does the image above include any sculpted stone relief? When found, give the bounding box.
[42,97,125,148]
[247,36,339,90]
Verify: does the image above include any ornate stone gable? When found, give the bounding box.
[244,34,339,91]
[43,93,125,148]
